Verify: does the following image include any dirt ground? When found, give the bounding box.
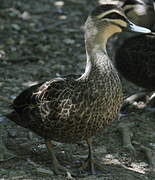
[0,0,155,179]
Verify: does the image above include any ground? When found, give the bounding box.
[0,0,155,179]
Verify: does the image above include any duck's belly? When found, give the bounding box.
[33,114,116,143]
[26,89,122,143]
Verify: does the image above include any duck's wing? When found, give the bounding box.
[13,82,44,112]
[7,75,81,128]
[13,74,81,111]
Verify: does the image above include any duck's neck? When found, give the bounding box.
[81,23,123,80]
[82,44,115,80]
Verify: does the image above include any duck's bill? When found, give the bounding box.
[128,22,151,33]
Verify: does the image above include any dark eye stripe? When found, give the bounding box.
[103,12,128,23]
[122,0,143,7]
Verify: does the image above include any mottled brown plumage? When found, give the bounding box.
[11,70,122,143]
[7,4,149,176]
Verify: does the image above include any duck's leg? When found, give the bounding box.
[87,138,95,174]
[79,138,95,174]
[80,138,104,175]
[80,138,105,175]
[45,140,68,175]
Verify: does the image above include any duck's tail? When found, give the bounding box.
[5,111,21,124]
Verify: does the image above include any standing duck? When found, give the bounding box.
[7,4,150,176]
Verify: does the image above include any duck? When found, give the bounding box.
[114,32,155,110]
[6,4,150,176]
[118,0,155,30]
[112,0,155,108]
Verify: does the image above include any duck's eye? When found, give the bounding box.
[104,12,128,22]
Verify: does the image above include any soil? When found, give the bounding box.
[0,0,155,179]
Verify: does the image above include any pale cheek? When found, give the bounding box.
[96,24,122,45]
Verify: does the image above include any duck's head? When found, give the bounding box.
[85,4,151,52]
[119,0,155,29]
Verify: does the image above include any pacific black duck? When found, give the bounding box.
[114,0,155,109]
[115,32,155,109]
[114,33,155,157]
[119,0,155,30]
[7,4,151,176]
